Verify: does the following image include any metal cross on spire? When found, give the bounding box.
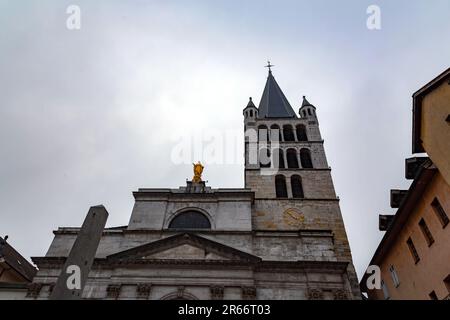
[265,60,274,72]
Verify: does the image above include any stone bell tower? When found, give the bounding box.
[243,67,331,200]
[243,66,361,298]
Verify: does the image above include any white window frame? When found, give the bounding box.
[381,280,390,300]
[389,265,400,287]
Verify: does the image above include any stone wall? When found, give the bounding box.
[245,170,337,199]
[31,264,352,300]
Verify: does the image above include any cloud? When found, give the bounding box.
[1,0,449,280]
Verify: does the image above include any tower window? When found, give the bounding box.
[250,110,253,117]
[291,175,304,198]
[419,218,435,246]
[270,124,282,142]
[406,237,420,264]
[286,149,299,168]
[259,148,271,168]
[296,125,308,141]
[300,148,313,168]
[275,175,288,198]
[302,110,307,118]
[308,108,312,116]
[273,148,285,169]
[258,125,269,143]
[283,125,295,141]
[169,211,211,230]
[431,197,449,228]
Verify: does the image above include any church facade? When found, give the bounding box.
[29,69,361,300]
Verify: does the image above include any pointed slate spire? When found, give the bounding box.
[246,97,256,108]
[258,70,297,118]
[301,95,314,108]
[299,95,317,120]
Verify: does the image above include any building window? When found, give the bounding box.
[250,110,253,117]
[169,211,211,230]
[283,125,295,142]
[308,108,312,116]
[381,280,390,300]
[275,175,288,198]
[296,124,308,141]
[419,218,435,246]
[389,265,400,287]
[406,237,420,264]
[431,197,449,228]
[429,291,438,300]
[444,274,450,295]
[286,149,299,168]
[291,175,304,198]
[300,148,313,168]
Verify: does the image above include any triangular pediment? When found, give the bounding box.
[107,233,260,263]
[141,244,230,260]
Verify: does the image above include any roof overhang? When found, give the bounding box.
[412,68,450,154]
[360,161,436,291]
[0,237,37,282]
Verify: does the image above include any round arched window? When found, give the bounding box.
[168,211,211,230]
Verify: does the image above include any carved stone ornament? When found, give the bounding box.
[26,283,43,298]
[307,288,323,300]
[333,289,348,300]
[241,286,257,300]
[106,284,121,299]
[210,286,224,300]
[177,286,185,298]
[137,284,152,299]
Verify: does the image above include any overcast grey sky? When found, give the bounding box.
[1,0,449,280]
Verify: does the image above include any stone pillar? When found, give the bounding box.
[49,205,108,300]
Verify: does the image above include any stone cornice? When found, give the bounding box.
[31,256,349,273]
[254,197,339,202]
[277,140,325,144]
[133,189,255,201]
[54,228,334,237]
[245,168,332,172]
[53,229,125,236]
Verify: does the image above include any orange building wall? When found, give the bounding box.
[368,172,450,300]
[421,81,450,185]
[0,265,27,283]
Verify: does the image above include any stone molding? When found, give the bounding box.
[106,284,121,299]
[242,286,257,300]
[307,288,323,300]
[26,283,43,299]
[32,256,349,273]
[333,289,348,300]
[137,284,152,299]
[210,286,224,300]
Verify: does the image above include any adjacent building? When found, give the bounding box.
[361,68,450,300]
[0,236,37,299]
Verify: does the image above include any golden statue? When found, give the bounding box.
[192,161,204,183]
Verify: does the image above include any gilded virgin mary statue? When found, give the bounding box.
[192,161,204,183]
